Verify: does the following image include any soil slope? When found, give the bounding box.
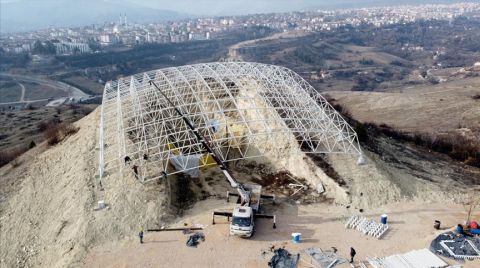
[0,109,166,268]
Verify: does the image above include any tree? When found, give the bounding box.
[44,41,56,54]
[12,53,30,68]
[359,58,374,65]
[32,40,56,55]
[88,41,101,51]
[354,122,368,142]
[461,190,480,225]
[29,141,36,149]
[32,40,45,54]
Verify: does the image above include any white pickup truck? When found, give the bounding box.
[213,184,276,238]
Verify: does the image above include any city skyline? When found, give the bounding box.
[0,0,470,33]
[2,2,479,56]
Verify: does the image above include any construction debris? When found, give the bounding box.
[316,183,325,194]
[430,231,480,260]
[287,174,308,196]
[367,248,448,268]
[93,200,108,211]
[98,200,106,209]
[186,232,205,248]
[268,248,300,268]
[147,227,203,232]
[301,247,347,268]
[345,215,389,239]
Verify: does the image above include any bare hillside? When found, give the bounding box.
[326,77,480,135]
[0,109,166,268]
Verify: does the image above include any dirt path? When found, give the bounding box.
[227,31,310,61]
[18,82,25,102]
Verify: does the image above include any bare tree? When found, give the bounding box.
[462,189,480,225]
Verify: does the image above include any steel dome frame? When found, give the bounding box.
[99,62,363,182]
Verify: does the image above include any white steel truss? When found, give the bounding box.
[99,62,363,182]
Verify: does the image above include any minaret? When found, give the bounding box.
[124,13,127,26]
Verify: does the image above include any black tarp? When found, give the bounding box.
[268,248,299,268]
[430,231,480,258]
[186,232,205,248]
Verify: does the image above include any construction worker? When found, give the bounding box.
[456,224,464,235]
[124,156,131,165]
[350,247,356,263]
[139,229,144,244]
[132,165,139,179]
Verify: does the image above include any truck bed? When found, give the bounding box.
[244,183,262,212]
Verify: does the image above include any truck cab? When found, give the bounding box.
[213,183,275,238]
[230,206,254,237]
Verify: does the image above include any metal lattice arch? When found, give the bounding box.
[99,62,363,182]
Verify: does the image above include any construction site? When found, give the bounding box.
[1,62,480,268]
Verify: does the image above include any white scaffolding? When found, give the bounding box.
[98,62,363,182]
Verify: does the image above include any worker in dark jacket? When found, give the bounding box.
[350,247,356,263]
[456,224,464,235]
[139,229,144,244]
[132,165,139,179]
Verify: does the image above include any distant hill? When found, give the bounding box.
[0,0,184,33]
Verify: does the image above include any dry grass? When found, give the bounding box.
[363,123,480,168]
[325,95,480,168]
[62,76,104,95]
[69,104,94,116]
[0,146,28,167]
[44,123,79,146]
[22,82,68,100]
[0,83,22,103]
[0,105,96,153]
[325,77,480,136]
[37,119,60,132]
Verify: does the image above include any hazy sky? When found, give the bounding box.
[0,0,469,16]
[128,0,321,15]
